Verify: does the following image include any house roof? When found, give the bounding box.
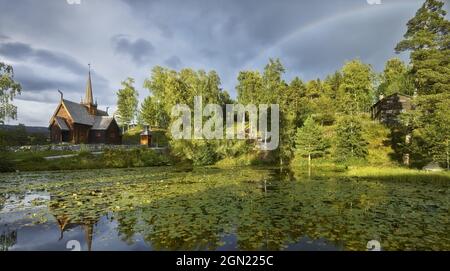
[49,97,115,130]
[371,92,412,109]
[55,117,69,131]
[62,99,95,125]
[91,116,114,130]
[97,109,109,116]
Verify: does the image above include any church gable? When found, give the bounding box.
[49,101,73,128]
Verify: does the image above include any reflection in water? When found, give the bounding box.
[1,229,17,251]
[55,215,95,251]
[0,167,448,251]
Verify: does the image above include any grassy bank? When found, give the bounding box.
[0,148,172,172]
[346,166,450,182]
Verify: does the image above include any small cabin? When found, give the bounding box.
[371,93,412,126]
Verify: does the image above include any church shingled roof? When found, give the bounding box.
[62,99,95,125]
[55,116,69,131]
[91,116,114,130]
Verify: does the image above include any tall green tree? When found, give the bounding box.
[139,96,169,129]
[304,79,336,125]
[143,66,228,164]
[338,60,375,113]
[0,63,22,124]
[116,77,139,130]
[422,95,450,169]
[236,59,300,165]
[263,59,286,102]
[277,76,306,165]
[263,59,290,165]
[403,93,450,168]
[377,58,415,97]
[324,71,342,99]
[236,71,263,105]
[294,116,330,172]
[395,0,450,167]
[395,0,450,95]
[335,116,368,162]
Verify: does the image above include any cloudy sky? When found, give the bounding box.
[0,0,447,126]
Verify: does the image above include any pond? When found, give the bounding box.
[0,167,449,251]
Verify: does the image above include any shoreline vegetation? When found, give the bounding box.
[2,115,448,181]
[1,0,449,179]
[0,116,449,181]
[1,147,449,183]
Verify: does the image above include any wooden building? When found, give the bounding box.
[49,68,122,144]
[371,93,412,126]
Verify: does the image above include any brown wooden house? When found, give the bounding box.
[49,69,122,144]
[371,93,412,126]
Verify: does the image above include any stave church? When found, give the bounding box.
[49,67,122,144]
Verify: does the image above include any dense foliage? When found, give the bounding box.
[0,0,447,170]
[116,78,139,130]
[395,0,450,169]
[0,124,48,147]
[0,62,22,124]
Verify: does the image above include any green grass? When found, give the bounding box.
[8,149,76,161]
[1,148,171,172]
[346,166,450,182]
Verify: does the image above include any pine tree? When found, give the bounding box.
[395,0,450,95]
[395,0,450,167]
[335,116,368,162]
[295,116,330,172]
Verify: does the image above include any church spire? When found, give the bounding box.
[84,64,94,105]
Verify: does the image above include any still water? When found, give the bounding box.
[0,167,449,251]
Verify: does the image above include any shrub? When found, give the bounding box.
[140,149,169,166]
[103,148,170,168]
[0,151,16,172]
[103,149,132,168]
[191,142,218,166]
[78,150,93,158]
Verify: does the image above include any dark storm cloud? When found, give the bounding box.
[200,48,219,59]
[0,41,86,74]
[279,2,418,79]
[0,34,9,41]
[11,64,110,99]
[1,0,442,126]
[111,35,155,66]
[118,0,427,82]
[119,0,363,65]
[164,55,182,69]
[155,22,173,39]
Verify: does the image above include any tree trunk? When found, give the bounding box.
[308,153,311,177]
[403,133,411,166]
[446,140,449,170]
